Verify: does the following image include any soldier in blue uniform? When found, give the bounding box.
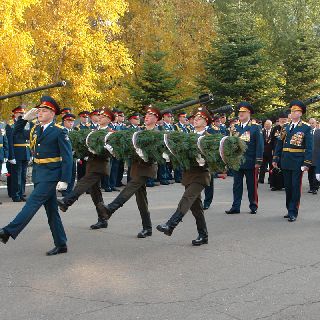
[225,102,264,215]
[61,113,77,196]
[157,106,212,246]
[158,110,175,185]
[74,111,91,182]
[173,111,190,183]
[272,100,312,222]
[89,110,100,130]
[60,107,72,125]
[0,96,73,255]
[6,106,32,202]
[115,110,127,188]
[0,128,9,205]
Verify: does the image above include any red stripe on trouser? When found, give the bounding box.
[297,171,304,209]
[254,167,258,207]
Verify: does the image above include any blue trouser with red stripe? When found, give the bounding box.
[231,168,258,212]
[282,169,303,218]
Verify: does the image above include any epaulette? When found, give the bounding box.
[54,123,64,129]
[302,121,310,126]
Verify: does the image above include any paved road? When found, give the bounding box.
[0,176,320,320]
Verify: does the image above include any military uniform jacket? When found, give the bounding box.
[6,119,32,161]
[273,120,312,170]
[130,126,158,179]
[181,130,211,187]
[75,123,91,131]
[230,121,264,169]
[173,122,189,133]
[160,122,175,132]
[15,119,73,184]
[0,131,9,161]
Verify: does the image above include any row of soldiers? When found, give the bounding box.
[0,96,319,255]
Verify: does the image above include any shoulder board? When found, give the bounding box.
[54,123,64,129]
[302,121,310,126]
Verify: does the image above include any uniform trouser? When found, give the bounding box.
[4,181,67,247]
[204,175,214,207]
[116,160,125,187]
[176,182,207,234]
[6,162,12,197]
[231,168,258,211]
[76,159,87,181]
[108,176,151,230]
[101,175,111,190]
[283,169,303,218]
[258,156,272,183]
[158,164,169,182]
[174,167,182,182]
[11,160,28,200]
[63,172,104,219]
[109,157,120,188]
[308,166,319,191]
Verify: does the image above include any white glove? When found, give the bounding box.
[8,159,16,165]
[3,158,7,163]
[23,108,38,121]
[84,156,89,161]
[301,166,308,172]
[56,181,68,191]
[316,174,320,182]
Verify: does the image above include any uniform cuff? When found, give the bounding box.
[255,158,263,165]
[304,160,312,167]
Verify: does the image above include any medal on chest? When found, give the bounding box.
[240,130,251,142]
[290,132,304,146]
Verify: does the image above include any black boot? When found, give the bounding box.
[192,231,208,246]
[57,192,79,212]
[90,218,108,230]
[0,228,10,244]
[156,211,184,236]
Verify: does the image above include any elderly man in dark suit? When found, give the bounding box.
[308,118,320,194]
[259,119,273,184]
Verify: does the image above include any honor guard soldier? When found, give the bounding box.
[89,110,100,130]
[157,106,213,246]
[127,112,141,130]
[98,106,161,238]
[173,112,189,183]
[0,96,73,255]
[6,106,32,202]
[115,110,126,188]
[57,108,114,229]
[158,110,175,185]
[61,113,77,196]
[0,128,9,204]
[74,111,91,182]
[60,107,72,125]
[226,101,264,215]
[272,100,312,222]
[75,111,91,131]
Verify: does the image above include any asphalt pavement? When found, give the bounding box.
[0,176,320,320]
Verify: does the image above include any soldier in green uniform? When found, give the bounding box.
[157,106,212,246]
[98,106,161,238]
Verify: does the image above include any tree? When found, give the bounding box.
[127,50,181,110]
[199,2,281,113]
[0,0,133,118]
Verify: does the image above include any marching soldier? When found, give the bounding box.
[57,108,114,229]
[0,128,9,205]
[60,107,72,125]
[127,112,141,130]
[6,106,32,202]
[157,106,213,246]
[225,102,264,215]
[98,106,161,238]
[0,96,73,255]
[272,100,312,222]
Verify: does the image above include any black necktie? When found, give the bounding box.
[39,126,44,135]
[290,124,294,133]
